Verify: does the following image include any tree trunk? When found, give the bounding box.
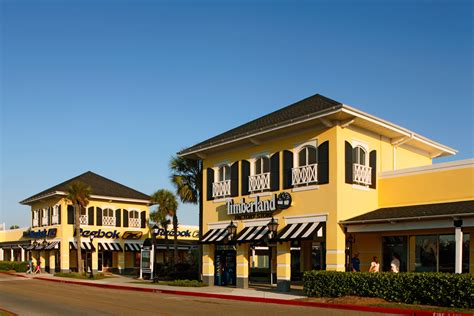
[75,204,83,274]
[198,161,203,281]
[173,214,178,266]
[164,227,168,265]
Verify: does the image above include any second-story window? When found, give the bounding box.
[41,208,49,226]
[79,207,88,225]
[129,210,140,228]
[293,145,318,186]
[354,146,367,166]
[212,164,231,198]
[352,144,372,186]
[250,156,270,192]
[33,210,39,227]
[52,205,60,225]
[103,208,116,226]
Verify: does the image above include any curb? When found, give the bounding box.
[0,272,470,316]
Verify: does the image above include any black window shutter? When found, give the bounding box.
[270,152,280,191]
[317,141,329,184]
[140,211,146,228]
[241,160,250,195]
[116,209,121,227]
[369,150,377,189]
[49,207,52,226]
[31,211,34,227]
[96,208,102,226]
[230,162,239,197]
[345,141,353,184]
[123,210,129,228]
[67,205,74,224]
[283,150,294,189]
[206,168,214,201]
[88,207,94,225]
[58,205,61,224]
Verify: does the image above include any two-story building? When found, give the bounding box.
[178,93,473,291]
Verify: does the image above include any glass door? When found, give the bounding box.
[382,236,407,272]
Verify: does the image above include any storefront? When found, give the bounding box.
[177,93,473,291]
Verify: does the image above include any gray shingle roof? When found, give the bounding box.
[20,171,150,204]
[341,200,474,224]
[179,93,342,156]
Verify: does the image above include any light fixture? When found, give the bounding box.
[227,220,237,240]
[267,217,279,239]
[152,224,159,237]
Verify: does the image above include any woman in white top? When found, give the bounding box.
[369,256,380,273]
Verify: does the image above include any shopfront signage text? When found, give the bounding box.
[157,228,199,238]
[227,193,292,219]
[76,229,145,240]
[23,228,57,239]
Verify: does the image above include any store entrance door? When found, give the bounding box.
[214,249,236,286]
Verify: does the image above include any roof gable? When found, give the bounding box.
[20,171,150,204]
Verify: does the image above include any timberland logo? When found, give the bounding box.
[226,193,292,219]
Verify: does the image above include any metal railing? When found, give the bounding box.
[129,217,140,228]
[79,215,88,225]
[249,172,270,192]
[353,163,372,185]
[212,180,231,198]
[103,216,116,226]
[292,163,318,186]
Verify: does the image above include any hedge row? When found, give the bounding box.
[303,271,474,308]
[0,261,28,272]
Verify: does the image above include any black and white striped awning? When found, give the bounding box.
[44,241,60,250]
[201,228,229,244]
[235,226,269,243]
[69,241,95,251]
[277,222,324,241]
[25,243,35,250]
[124,243,142,252]
[98,242,123,252]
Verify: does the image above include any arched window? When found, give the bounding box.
[103,208,114,217]
[354,146,367,165]
[130,210,139,219]
[298,146,317,167]
[255,156,270,175]
[218,165,231,182]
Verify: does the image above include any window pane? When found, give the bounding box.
[218,167,224,181]
[359,149,366,165]
[256,159,262,174]
[224,166,231,180]
[299,149,307,167]
[439,235,455,273]
[415,235,437,272]
[382,236,407,272]
[308,147,317,165]
[262,157,270,173]
[463,234,470,273]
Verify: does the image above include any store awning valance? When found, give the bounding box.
[236,225,269,243]
[277,222,324,241]
[69,241,95,251]
[201,228,229,244]
[124,243,142,252]
[44,241,60,250]
[98,242,123,252]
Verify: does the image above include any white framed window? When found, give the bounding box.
[292,140,318,186]
[129,210,140,228]
[212,164,231,198]
[41,208,49,226]
[249,155,270,192]
[352,140,371,186]
[103,208,116,226]
[52,205,60,225]
[79,206,88,225]
[354,145,368,166]
[32,210,39,227]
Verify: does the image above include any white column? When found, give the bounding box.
[455,226,463,274]
[0,248,4,261]
[10,249,14,262]
[21,248,25,262]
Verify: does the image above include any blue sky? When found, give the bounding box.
[1,0,472,228]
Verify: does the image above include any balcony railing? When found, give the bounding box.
[51,215,59,225]
[212,180,231,198]
[292,163,318,186]
[129,217,140,228]
[249,172,270,192]
[32,218,39,227]
[353,163,372,185]
[103,216,116,226]
[41,216,49,226]
[79,215,88,225]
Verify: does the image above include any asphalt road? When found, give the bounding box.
[0,274,390,316]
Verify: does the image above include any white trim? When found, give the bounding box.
[352,184,370,191]
[381,158,474,179]
[90,195,149,204]
[208,221,232,229]
[202,273,214,276]
[212,197,231,204]
[326,264,345,269]
[346,218,457,233]
[277,263,290,267]
[326,249,345,254]
[249,192,272,198]
[292,184,319,192]
[284,214,327,224]
[242,218,275,227]
[341,211,474,225]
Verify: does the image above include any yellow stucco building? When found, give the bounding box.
[0,171,199,274]
[178,93,473,291]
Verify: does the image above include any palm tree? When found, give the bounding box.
[66,181,91,274]
[149,210,171,264]
[169,156,202,274]
[150,189,178,265]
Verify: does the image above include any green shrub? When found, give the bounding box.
[53,272,107,280]
[0,261,28,272]
[161,279,207,287]
[303,271,474,308]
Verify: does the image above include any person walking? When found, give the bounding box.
[390,254,400,273]
[26,259,33,274]
[369,256,380,273]
[351,252,360,272]
[34,259,41,274]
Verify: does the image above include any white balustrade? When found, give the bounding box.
[80,215,89,225]
[292,163,318,186]
[103,216,116,226]
[32,218,39,227]
[212,180,231,198]
[249,172,270,192]
[353,163,372,185]
[51,215,59,225]
[41,216,49,226]
[129,217,140,228]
